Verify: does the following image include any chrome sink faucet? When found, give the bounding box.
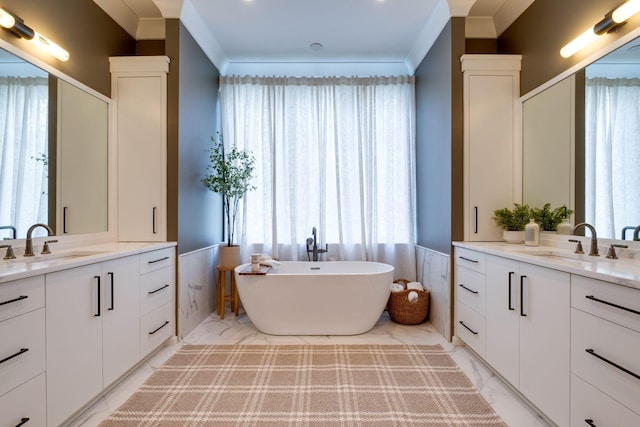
[24,223,54,257]
[572,222,599,256]
[306,227,328,261]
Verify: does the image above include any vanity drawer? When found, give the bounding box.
[140,266,173,315]
[139,247,175,275]
[0,276,44,322]
[455,300,485,357]
[0,308,45,397]
[571,308,640,415]
[454,247,486,274]
[455,266,486,316]
[0,373,46,427]
[571,374,640,427]
[572,275,640,333]
[140,301,174,357]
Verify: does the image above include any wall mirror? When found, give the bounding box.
[523,36,640,240]
[0,47,108,239]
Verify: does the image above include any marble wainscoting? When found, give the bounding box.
[177,245,219,339]
[415,245,451,340]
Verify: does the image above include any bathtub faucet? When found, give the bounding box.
[306,227,328,261]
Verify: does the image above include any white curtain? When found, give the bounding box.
[585,77,640,239]
[220,75,416,279]
[0,76,49,239]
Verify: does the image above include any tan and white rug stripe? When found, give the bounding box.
[100,344,507,426]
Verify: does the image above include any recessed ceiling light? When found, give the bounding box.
[309,42,323,51]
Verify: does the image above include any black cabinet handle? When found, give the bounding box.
[474,206,478,234]
[508,272,515,311]
[520,275,527,316]
[149,320,170,335]
[94,275,101,317]
[458,321,479,335]
[0,348,29,365]
[15,418,30,427]
[585,348,640,381]
[585,295,640,316]
[108,272,114,311]
[63,206,68,234]
[584,420,597,426]
[458,256,478,264]
[152,207,157,234]
[458,284,478,294]
[0,295,28,306]
[148,284,170,295]
[148,256,170,264]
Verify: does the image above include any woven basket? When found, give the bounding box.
[388,279,429,325]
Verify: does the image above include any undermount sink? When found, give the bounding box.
[516,249,605,266]
[7,250,108,264]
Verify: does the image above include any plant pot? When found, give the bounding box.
[503,230,525,244]
[219,245,241,267]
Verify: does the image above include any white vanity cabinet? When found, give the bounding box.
[46,255,140,426]
[111,56,169,242]
[570,275,640,426]
[454,247,487,357]
[0,276,46,426]
[485,254,570,427]
[461,55,521,242]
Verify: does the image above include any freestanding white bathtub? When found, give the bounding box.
[234,261,394,335]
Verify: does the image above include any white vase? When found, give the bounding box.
[219,245,241,267]
[503,230,525,244]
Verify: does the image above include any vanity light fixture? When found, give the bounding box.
[560,0,640,58]
[0,7,69,61]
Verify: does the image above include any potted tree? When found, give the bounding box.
[202,132,256,266]
[492,203,531,243]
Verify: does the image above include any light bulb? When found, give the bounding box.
[0,8,16,28]
[612,0,640,23]
[30,31,69,61]
[560,27,599,58]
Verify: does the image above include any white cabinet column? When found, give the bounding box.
[111,56,169,242]
[461,55,522,241]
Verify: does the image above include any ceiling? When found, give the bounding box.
[94,0,535,74]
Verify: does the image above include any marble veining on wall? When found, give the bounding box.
[178,245,218,339]
[415,245,450,340]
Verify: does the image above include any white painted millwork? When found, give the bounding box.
[454,253,487,357]
[571,374,640,427]
[0,373,46,427]
[0,275,44,322]
[570,275,640,424]
[111,56,169,242]
[461,55,522,241]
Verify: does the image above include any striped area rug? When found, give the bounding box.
[100,344,506,426]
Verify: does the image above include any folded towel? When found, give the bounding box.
[390,283,405,292]
[408,291,419,303]
[407,281,424,291]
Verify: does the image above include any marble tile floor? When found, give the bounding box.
[68,312,551,427]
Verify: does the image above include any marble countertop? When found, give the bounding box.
[0,241,176,284]
[453,241,640,290]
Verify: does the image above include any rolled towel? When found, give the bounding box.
[408,291,419,303]
[407,281,424,291]
[390,283,404,292]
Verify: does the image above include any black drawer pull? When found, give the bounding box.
[584,420,596,427]
[0,295,28,306]
[520,275,527,317]
[94,276,101,317]
[148,284,170,295]
[0,348,29,365]
[149,320,170,335]
[15,418,30,427]
[458,284,478,294]
[458,256,478,264]
[508,272,515,311]
[148,256,170,264]
[585,348,640,381]
[585,295,640,316]
[458,321,478,335]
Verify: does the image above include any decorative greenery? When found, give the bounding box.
[492,203,531,231]
[530,203,574,231]
[202,133,256,246]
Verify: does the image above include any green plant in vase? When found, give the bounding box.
[492,203,531,243]
[530,203,574,232]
